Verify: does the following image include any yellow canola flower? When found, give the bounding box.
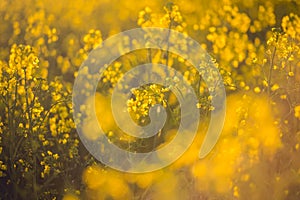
[105,176,131,199]
[127,84,169,122]
[83,165,131,199]
[82,92,116,140]
[152,172,180,200]
[271,84,280,91]
[295,105,300,119]
[191,92,282,195]
[254,86,261,93]
[62,194,79,200]
[225,92,282,154]
[82,165,106,189]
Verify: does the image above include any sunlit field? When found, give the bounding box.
[0,0,300,199]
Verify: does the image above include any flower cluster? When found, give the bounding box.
[137,3,186,32]
[127,84,169,123]
[0,44,80,199]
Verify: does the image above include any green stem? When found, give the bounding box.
[24,67,38,199]
[268,47,276,97]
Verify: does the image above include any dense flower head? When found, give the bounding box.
[282,13,300,40]
[9,44,39,76]
[137,3,186,32]
[127,84,169,122]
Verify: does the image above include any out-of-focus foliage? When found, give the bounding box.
[0,0,300,199]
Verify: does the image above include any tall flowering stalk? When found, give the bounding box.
[0,44,80,199]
